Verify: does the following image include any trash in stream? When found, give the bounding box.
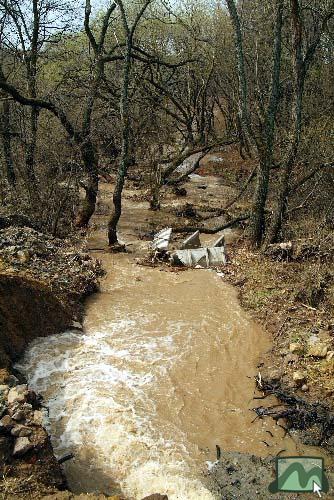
[151,227,172,251]
[150,228,227,268]
[181,230,201,249]
[171,247,227,267]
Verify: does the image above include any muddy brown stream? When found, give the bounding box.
[16,181,317,499]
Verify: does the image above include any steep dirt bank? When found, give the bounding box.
[0,222,103,499]
[0,224,103,368]
[0,274,72,368]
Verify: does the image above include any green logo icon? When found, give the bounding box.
[269,456,329,495]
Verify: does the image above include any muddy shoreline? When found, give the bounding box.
[223,239,334,453]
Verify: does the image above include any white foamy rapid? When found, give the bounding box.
[16,305,216,499]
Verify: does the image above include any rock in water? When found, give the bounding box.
[7,385,28,404]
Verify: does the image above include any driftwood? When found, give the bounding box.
[254,377,334,445]
[58,453,74,464]
[173,214,249,234]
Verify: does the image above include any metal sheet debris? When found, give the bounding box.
[151,228,172,251]
[171,247,226,268]
[151,227,227,267]
[212,234,225,248]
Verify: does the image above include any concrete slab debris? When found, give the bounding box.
[212,234,225,248]
[150,227,227,268]
[181,230,201,249]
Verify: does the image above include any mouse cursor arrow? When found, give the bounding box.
[313,480,322,497]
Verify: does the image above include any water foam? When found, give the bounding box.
[16,320,215,499]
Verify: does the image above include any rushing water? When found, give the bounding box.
[16,253,306,499]
[15,181,311,499]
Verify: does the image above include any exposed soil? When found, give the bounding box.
[0,222,103,499]
[0,224,103,367]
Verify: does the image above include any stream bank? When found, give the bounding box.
[224,232,334,453]
[0,223,103,498]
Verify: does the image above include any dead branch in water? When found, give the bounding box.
[253,377,334,445]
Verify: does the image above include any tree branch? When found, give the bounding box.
[291,162,334,192]
[173,214,250,234]
[84,0,98,53]
[0,73,78,141]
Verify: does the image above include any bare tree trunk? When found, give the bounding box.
[107,0,152,245]
[75,140,99,227]
[25,0,39,188]
[0,100,16,185]
[75,0,119,229]
[267,0,303,243]
[227,0,283,246]
[250,0,284,246]
[149,153,162,210]
[108,36,131,245]
[226,0,252,150]
[250,154,270,245]
[267,0,333,243]
[75,62,102,228]
[25,107,39,185]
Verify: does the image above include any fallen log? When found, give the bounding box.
[173,214,249,234]
[58,453,74,464]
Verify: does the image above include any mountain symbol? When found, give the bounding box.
[269,460,329,494]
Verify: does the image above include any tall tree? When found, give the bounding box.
[0,0,75,193]
[267,0,334,243]
[0,0,117,226]
[107,0,150,245]
[227,0,284,246]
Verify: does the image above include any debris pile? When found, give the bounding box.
[150,227,227,268]
[0,226,104,303]
[265,237,334,262]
